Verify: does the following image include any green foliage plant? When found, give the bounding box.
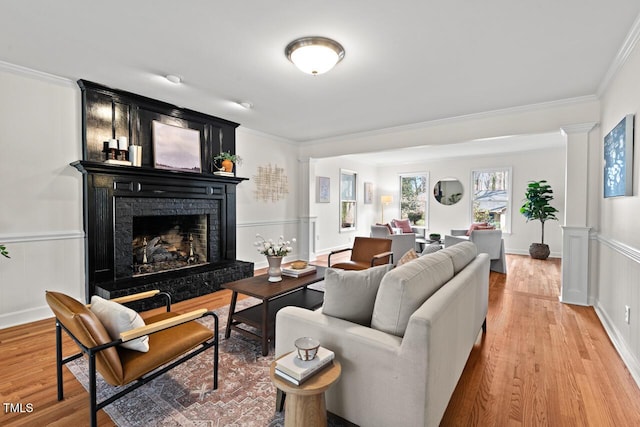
[213,151,242,165]
[0,244,9,258]
[519,180,559,244]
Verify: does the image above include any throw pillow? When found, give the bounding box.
[397,249,418,266]
[322,264,393,326]
[371,251,454,337]
[466,222,488,236]
[392,218,413,233]
[89,295,150,352]
[421,243,442,255]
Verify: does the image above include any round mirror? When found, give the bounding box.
[434,179,463,205]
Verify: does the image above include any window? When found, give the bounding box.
[340,169,357,232]
[399,173,428,227]
[471,167,512,232]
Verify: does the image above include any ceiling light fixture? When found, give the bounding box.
[238,101,254,109]
[165,74,182,84]
[285,36,345,75]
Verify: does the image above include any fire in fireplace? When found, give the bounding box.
[132,214,208,276]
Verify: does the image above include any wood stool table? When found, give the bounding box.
[270,358,341,427]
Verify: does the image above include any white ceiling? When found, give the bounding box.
[1,1,639,143]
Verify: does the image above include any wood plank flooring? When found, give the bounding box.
[1,254,639,426]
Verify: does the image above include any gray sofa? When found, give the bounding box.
[275,241,489,427]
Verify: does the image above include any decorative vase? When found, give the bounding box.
[267,255,283,282]
[529,243,550,260]
[221,159,234,172]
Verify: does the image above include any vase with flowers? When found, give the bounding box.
[254,234,295,282]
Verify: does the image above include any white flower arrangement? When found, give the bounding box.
[254,234,295,257]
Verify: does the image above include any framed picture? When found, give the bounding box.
[316,176,330,203]
[364,182,373,204]
[152,120,202,173]
[604,114,634,198]
[340,169,357,231]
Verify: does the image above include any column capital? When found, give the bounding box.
[560,122,599,135]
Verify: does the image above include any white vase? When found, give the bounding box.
[267,256,283,282]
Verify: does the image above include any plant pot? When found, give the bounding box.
[529,243,550,260]
[221,159,234,172]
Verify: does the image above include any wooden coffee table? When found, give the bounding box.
[222,267,325,356]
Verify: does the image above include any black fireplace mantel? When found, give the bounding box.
[72,81,254,306]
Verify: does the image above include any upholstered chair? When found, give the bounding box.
[328,237,393,270]
[370,225,417,264]
[45,290,219,427]
[445,229,507,273]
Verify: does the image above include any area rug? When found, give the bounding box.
[66,282,351,427]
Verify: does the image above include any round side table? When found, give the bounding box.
[270,358,341,427]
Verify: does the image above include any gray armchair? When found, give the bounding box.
[370,225,417,265]
[445,229,506,273]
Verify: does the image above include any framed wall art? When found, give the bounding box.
[316,176,330,203]
[152,120,202,173]
[340,169,357,231]
[364,182,373,204]
[604,114,634,198]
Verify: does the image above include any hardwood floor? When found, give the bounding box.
[1,255,639,426]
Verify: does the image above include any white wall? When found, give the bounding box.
[235,128,302,268]
[593,33,640,384]
[0,66,84,328]
[373,140,566,256]
[311,158,378,254]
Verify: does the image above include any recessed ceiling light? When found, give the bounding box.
[238,101,254,109]
[165,74,182,84]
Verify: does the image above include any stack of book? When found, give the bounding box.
[281,264,317,278]
[274,346,335,385]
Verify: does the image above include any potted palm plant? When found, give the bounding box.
[519,180,559,260]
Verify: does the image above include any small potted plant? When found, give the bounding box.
[519,180,559,260]
[213,151,242,173]
[1,244,9,258]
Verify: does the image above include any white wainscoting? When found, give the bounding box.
[0,231,85,329]
[593,234,640,388]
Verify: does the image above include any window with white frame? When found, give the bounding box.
[471,167,512,232]
[399,173,429,227]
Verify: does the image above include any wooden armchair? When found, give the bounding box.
[45,290,219,427]
[328,237,393,270]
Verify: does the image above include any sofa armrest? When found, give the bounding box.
[444,234,469,247]
[450,228,468,236]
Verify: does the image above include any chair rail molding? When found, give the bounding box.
[560,226,591,306]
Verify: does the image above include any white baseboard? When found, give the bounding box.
[0,305,52,330]
[594,302,640,389]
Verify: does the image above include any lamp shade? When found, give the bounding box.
[285,37,345,75]
[381,195,393,204]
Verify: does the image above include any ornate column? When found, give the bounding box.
[559,122,597,305]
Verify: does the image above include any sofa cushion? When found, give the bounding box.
[322,264,393,326]
[371,250,454,337]
[90,295,150,352]
[440,241,478,274]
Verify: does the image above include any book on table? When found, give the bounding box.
[275,346,334,385]
[281,265,317,278]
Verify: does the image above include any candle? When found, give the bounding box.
[108,138,118,149]
[118,136,128,150]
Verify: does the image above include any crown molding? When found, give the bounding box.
[597,12,640,96]
[0,60,74,86]
[303,95,599,146]
[560,122,599,135]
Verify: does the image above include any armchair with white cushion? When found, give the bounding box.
[445,228,506,273]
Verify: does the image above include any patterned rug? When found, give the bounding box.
[66,282,351,427]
